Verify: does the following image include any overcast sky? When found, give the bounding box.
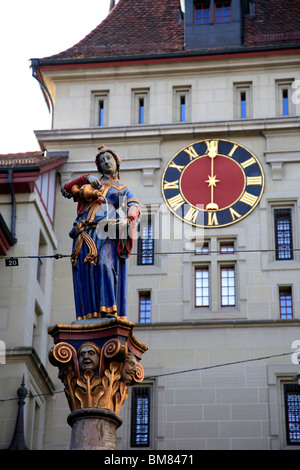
[0,0,111,154]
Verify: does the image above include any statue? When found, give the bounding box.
[61,145,140,321]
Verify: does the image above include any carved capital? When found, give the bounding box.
[49,333,146,414]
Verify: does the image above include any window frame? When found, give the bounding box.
[131,88,150,125]
[195,241,209,255]
[137,213,155,266]
[91,90,109,127]
[274,208,294,261]
[194,1,211,24]
[279,286,293,319]
[284,384,300,445]
[220,241,235,254]
[220,265,236,307]
[139,291,151,323]
[130,386,151,448]
[195,266,210,308]
[276,79,295,117]
[173,86,191,123]
[214,0,231,23]
[234,82,252,119]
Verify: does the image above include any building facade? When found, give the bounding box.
[1,0,300,450]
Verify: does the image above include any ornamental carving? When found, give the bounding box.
[49,338,144,414]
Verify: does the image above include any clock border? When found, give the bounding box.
[161,138,265,229]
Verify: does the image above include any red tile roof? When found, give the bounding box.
[40,0,300,63]
[0,152,67,170]
[46,0,184,60]
[243,0,300,47]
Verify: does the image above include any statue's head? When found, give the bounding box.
[121,352,137,385]
[78,342,101,373]
[95,145,121,178]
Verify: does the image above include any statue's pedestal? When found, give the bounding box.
[68,408,122,450]
[48,317,148,450]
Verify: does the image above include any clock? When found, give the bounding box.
[161,139,264,228]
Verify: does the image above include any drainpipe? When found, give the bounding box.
[30,60,54,128]
[7,169,17,245]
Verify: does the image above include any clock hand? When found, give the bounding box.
[205,151,219,210]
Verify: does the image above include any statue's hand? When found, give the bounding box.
[109,218,129,231]
[61,182,72,199]
[87,175,101,188]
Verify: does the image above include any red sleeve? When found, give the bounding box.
[64,174,89,194]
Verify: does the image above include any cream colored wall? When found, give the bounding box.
[43,54,300,129]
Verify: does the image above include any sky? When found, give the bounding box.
[0,0,112,154]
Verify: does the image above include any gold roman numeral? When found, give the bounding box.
[207,211,219,226]
[167,193,185,211]
[184,145,199,160]
[205,140,219,158]
[228,144,238,157]
[240,191,258,206]
[163,180,179,190]
[229,207,241,220]
[169,161,185,172]
[241,157,255,168]
[184,206,199,224]
[246,176,262,185]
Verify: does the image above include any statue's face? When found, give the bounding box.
[78,345,100,371]
[121,352,137,384]
[98,152,117,176]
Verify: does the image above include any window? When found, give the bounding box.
[99,100,105,126]
[195,267,209,307]
[137,214,154,265]
[173,86,191,123]
[234,82,252,119]
[215,1,231,22]
[221,266,235,306]
[138,97,144,124]
[132,89,149,125]
[220,241,235,253]
[282,89,289,116]
[284,384,300,445]
[279,287,293,319]
[91,91,109,126]
[180,95,186,122]
[195,242,209,254]
[274,208,293,260]
[139,292,151,323]
[131,386,151,447]
[276,80,294,117]
[194,2,210,24]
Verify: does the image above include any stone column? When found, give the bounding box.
[67,408,123,450]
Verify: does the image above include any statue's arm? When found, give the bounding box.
[61,174,89,198]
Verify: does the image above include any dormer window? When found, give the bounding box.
[194,2,210,24]
[215,1,231,22]
[194,1,231,24]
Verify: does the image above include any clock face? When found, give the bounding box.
[162,139,264,228]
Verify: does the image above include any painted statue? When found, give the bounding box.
[61,145,140,321]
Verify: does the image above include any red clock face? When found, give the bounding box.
[181,156,245,210]
[162,139,264,228]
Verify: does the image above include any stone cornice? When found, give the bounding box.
[134,318,300,331]
[35,116,300,150]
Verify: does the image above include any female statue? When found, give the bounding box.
[61,145,140,321]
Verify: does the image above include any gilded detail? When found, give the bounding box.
[49,338,144,414]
